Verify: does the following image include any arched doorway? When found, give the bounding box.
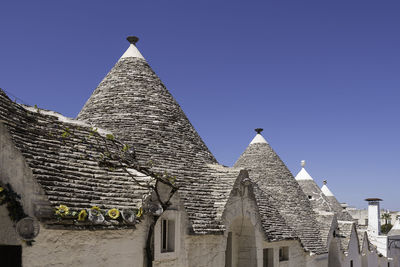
[225,217,257,267]
[328,237,341,267]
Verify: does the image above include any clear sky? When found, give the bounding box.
[1,1,399,210]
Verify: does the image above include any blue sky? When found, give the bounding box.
[1,1,399,210]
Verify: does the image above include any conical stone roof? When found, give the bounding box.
[295,161,333,213]
[234,131,327,254]
[78,37,216,170]
[321,181,354,221]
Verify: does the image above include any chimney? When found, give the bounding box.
[365,198,383,236]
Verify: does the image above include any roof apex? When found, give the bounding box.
[120,37,144,60]
[295,165,314,181]
[120,43,145,60]
[250,133,268,145]
[321,184,335,197]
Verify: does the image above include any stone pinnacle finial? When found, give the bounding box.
[127,36,139,45]
[255,128,263,134]
[301,160,306,167]
[323,180,327,185]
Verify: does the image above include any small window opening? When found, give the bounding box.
[350,260,353,267]
[263,248,274,267]
[279,246,289,262]
[0,245,22,267]
[308,195,312,200]
[161,219,175,253]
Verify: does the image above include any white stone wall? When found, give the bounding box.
[0,123,50,217]
[184,235,226,267]
[306,253,328,267]
[0,205,21,245]
[388,237,400,267]
[22,222,149,267]
[262,240,311,267]
[341,226,361,267]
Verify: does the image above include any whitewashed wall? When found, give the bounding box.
[22,223,149,267]
[0,206,21,245]
[341,226,361,267]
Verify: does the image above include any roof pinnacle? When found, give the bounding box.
[255,128,263,134]
[301,160,306,168]
[127,36,139,45]
[323,180,327,185]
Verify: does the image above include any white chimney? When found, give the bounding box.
[365,198,383,236]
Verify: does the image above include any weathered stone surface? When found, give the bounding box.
[326,195,354,221]
[77,57,216,169]
[0,89,150,217]
[234,141,327,254]
[297,179,333,212]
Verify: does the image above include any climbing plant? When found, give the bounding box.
[53,123,179,267]
[0,183,34,245]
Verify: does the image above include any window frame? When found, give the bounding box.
[279,246,289,262]
[154,210,180,261]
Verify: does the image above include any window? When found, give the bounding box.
[365,219,369,226]
[263,248,274,267]
[350,260,353,267]
[161,219,175,253]
[0,245,22,267]
[279,246,289,262]
[154,210,180,261]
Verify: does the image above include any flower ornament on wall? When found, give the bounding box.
[107,208,120,220]
[88,206,105,224]
[121,210,137,224]
[136,207,143,218]
[55,205,69,217]
[78,209,88,221]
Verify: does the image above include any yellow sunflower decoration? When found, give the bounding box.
[136,207,143,218]
[55,205,69,217]
[78,209,88,221]
[107,208,120,219]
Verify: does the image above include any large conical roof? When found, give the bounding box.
[234,131,327,254]
[77,37,216,169]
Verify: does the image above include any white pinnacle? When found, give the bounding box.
[120,44,145,60]
[119,36,145,60]
[295,161,314,181]
[250,134,268,145]
[321,183,335,197]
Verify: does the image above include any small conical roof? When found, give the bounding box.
[321,183,334,197]
[295,161,314,181]
[78,37,217,169]
[388,217,400,236]
[295,161,333,212]
[234,130,327,254]
[321,181,354,221]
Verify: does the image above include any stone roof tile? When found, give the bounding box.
[0,90,150,220]
[234,139,327,254]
